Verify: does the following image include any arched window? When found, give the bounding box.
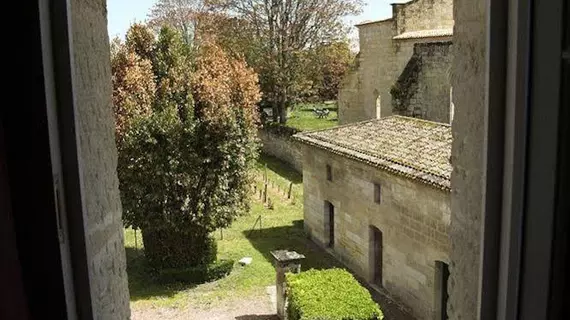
[375,92,382,119]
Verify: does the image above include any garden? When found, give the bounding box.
[112,19,402,320]
[125,156,342,316]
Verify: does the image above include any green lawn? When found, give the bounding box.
[286,102,339,132]
[125,155,341,310]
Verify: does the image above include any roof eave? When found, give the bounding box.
[293,134,451,192]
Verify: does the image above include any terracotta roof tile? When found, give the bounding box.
[293,116,452,191]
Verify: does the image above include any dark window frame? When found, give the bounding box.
[480,0,567,319]
[27,0,568,318]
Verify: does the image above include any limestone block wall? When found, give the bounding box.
[339,0,454,125]
[393,0,454,35]
[70,0,130,318]
[258,129,303,173]
[448,0,487,318]
[393,42,453,123]
[339,19,452,125]
[338,65,363,125]
[302,146,451,319]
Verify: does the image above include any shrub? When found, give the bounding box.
[112,24,261,270]
[159,259,235,284]
[286,269,383,320]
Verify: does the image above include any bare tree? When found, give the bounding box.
[148,0,206,44]
[211,0,363,123]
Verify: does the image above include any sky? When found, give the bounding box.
[107,0,405,40]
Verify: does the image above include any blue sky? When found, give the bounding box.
[107,0,404,39]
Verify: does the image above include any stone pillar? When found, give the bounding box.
[271,250,306,320]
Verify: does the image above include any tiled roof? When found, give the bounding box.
[393,28,454,40]
[293,116,452,191]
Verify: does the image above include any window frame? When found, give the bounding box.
[480,0,566,319]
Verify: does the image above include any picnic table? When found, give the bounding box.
[312,108,330,119]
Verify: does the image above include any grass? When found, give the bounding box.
[125,155,341,311]
[286,102,339,132]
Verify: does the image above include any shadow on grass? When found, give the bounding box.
[257,154,302,184]
[125,247,197,301]
[243,220,341,271]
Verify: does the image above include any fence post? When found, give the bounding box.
[263,183,268,203]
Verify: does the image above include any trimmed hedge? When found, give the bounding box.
[286,269,383,320]
[159,259,234,284]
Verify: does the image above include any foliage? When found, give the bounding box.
[208,0,363,123]
[286,269,383,320]
[112,24,260,269]
[390,55,422,113]
[125,155,344,309]
[111,37,155,138]
[147,0,206,45]
[159,259,235,284]
[305,42,355,102]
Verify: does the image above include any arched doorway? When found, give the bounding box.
[374,90,382,119]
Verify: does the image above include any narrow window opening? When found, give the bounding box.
[370,226,383,287]
[324,201,335,247]
[374,183,382,204]
[376,94,382,119]
[326,164,332,181]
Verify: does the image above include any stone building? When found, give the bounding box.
[293,116,452,320]
[339,0,454,124]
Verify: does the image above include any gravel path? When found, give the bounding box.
[132,290,278,320]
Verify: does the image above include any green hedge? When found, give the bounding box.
[286,269,383,320]
[159,259,234,284]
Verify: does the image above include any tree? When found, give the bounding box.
[307,41,354,102]
[110,33,155,139]
[112,24,260,269]
[210,0,363,123]
[147,0,206,45]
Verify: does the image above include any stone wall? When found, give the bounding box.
[393,42,453,123]
[258,129,303,173]
[448,0,486,319]
[302,145,451,320]
[70,0,131,318]
[339,0,454,125]
[393,0,454,35]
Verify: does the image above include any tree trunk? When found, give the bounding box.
[141,226,216,270]
[272,105,279,122]
[278,100,288,124]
